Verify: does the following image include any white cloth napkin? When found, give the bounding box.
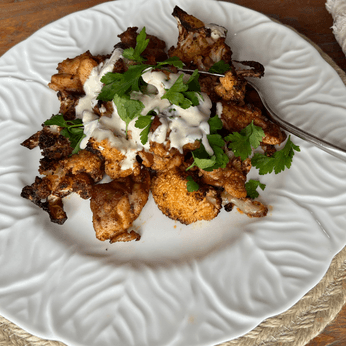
[326,0,346,55]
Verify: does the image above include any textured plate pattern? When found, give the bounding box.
[1,0,346,346]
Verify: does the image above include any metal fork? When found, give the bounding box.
[180,68,346,162]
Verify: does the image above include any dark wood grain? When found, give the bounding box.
[1,1,346,345]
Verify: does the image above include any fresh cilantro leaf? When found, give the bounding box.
[251,153,276,175]
[185,69,201,92]
[162,72,202,109]
[251,136,300,175]
[245,179,266,199]
[183,91,200,107]
[113,94,145,137]
[98,64,149,101]
[207,133,229,170]
[156,56,184,69]
[162,74,189,108]
[100,72,123,85]
[225,121,265,160]
[122,27,149,63]
[210,144,229,170]
[187,134,229,171]
[209,60,231,74]
[186,176,199,192]
[208,115,223,134]
[44,114,85,154]
[44,114,70,127]
[187,143,216,171]
[135,111,155,145]
[68,128,86,155]
[207,133,226,148]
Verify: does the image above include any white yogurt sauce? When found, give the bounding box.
[76,48,214,170]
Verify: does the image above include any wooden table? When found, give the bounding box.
[1,1,346,345]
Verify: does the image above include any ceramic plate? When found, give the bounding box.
[0,1,346,345]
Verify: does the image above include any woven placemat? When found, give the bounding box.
[1,24,346,346]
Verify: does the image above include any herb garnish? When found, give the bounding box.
[97,27,196,138]
[225,121,265,160]
[98,64,149,101]
[44,114,86,154]
[186,176,199,192]
[162,70,202,109]
[112,94,145,138]
[135,110,156,145]
[187,115,229,171]
[245,179,266,199]
[209,60,232,74]
[122,27,149,63]
[251,135,300,175]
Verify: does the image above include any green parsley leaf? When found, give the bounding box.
[225,121,265,160]
[44,114,85,154]
[209,60,231,74]
[251,136,300,175]
[245,179,266,199]
[208,115,223,134]
[135,111,155,145]
[186,176,199,192]
[113,94,145,138]
[122,27,149,63]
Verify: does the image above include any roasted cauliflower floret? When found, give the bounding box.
[214,70,247,103]
[198,158,251,199]
[21,149,104,224]
[117,26,168,63]
[90,170,150,242]
[48,51,99,94]
[168,6,232,71]
[20,125,73,160]
[88,137,141,179]
[223,192,268,218]
[151,167,222,224]
[221,102,287,145]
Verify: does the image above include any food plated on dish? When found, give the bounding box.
[1,1,346,346]
[20,6,299,243]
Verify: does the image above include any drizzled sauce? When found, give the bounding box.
[75,48,214,170]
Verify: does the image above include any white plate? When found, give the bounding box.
[1,0,346,345]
